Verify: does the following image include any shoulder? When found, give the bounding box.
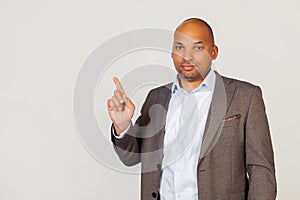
[147,82,173,96]
[138,82,173,106]
[219,72,261,92]
[218,72,263,99]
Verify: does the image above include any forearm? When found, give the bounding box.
[111,123,141,166]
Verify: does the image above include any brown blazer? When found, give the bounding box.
[111,71,277,200]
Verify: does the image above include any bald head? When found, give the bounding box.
[175,18,215,46]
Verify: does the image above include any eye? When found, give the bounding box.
[175,45,184,50]
[194,46,204,51]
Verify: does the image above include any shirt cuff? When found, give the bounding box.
[112,122,132,139]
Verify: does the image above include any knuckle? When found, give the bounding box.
[114,90,121,97]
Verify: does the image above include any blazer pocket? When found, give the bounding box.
[222,114,241,128]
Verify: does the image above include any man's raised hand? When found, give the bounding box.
[107,77,135,135]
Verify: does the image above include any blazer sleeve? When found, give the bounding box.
[245,86,277,199]
[111,90,152,167]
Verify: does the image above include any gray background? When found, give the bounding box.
[1,0,300,199]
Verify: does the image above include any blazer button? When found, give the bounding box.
[152,192,157,198]
[156,164,161,170]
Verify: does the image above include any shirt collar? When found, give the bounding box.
[171,69,216,95]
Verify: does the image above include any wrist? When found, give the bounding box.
[114,121,131,135]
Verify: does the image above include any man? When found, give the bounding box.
[107,18,277,200]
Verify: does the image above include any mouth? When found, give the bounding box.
[180,64,195,71]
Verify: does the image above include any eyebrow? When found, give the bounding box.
[175,41,204,45]
[194,41,204,44]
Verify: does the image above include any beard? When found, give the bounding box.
[178,69,203,82]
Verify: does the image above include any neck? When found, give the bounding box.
[179,78,203,92]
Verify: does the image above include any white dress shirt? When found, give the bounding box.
[160,70,215,200]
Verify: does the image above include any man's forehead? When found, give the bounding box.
[174,31,208,43]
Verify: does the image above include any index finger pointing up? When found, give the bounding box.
[113,77,125,95]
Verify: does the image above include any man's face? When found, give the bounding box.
[171,21,218,82]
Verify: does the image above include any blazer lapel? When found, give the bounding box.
[157,83,172,152]
[199,71,236,160]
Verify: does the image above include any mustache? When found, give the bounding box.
[181,61,198,66]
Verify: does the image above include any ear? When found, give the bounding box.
[211,45,219,60]
[171,51,176,59]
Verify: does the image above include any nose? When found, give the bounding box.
[182,50,194,61]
